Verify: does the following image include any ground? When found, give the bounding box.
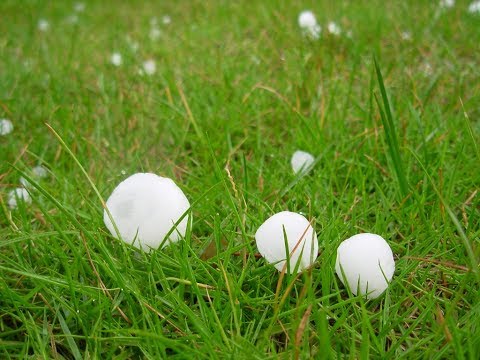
[1,0,479,358]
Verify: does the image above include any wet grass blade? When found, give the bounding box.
[374,57,409,201]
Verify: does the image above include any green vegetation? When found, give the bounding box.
[1,0,479,358]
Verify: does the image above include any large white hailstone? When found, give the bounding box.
[110,52,122,66]
[468,0,480,13]
[335,233,395,299]
[291,150,315,174]
[255,211,318,274]
[37,19,49,32]
[103,173,191,251]
[327,21,341,36]
[8,188,32,209]
[142,59,156,75]
[0,119,13,135]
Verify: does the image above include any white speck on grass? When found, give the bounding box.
[298,10,321,39]
[8,188,32,209]
[468,0,480,13]
[126,36,139,53]
[401,31,412,41]
[327,21,341,36]
[74,2,85,12]
[291,150,315,174]
[37,19,49,32]
[149,27,162,41]
[111,52,122,66]
[162,15,171,25]
[0,119,13,135]
[142,59,156,75]
[439,0,455,8]
[65,14,79,24]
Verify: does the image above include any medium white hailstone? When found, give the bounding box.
[468,0,480,13]
[327,21,341,36]
[74,2,85,12]
[335,233,395,299]
[103,173,191,251]
[0,119,13,135]
[162,15,171,25]
[298,10,317,29]
[439,0,455,8]
[291,150,315,174]
[142,59,156,75]
[8,188,32,209]
[149,27,162,41]
[110,52,122,66]
[37,19,49,32]
[255,211,318,274]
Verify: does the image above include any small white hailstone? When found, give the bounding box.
[255,211,318,273]
[74,2,85,12]
[335,233,395,299]
[110,52,122,66]
[142,59,156,75]
[8,188,32,209]
[103,173,191,251]
[149,27,162,41]
[298,11,321,39]
[126,36,139,53]
[327,21,341,36]
[468,0,480,13]
[19,177,29,187]
[421,62,433,76]
[298,10,317,29]
[439,0,455,8]
[162,15,171,25]
[291,150,315,174]
[0,119,13,135]
[37,19,49,32]
[32,165,48,178]
[401,31,412,41]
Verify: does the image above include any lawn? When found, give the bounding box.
[1,0,479,358]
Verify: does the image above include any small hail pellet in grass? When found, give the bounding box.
[110,52,122,66]
[439,0,455,8]
[255,211,318,274]
[37,19,49,32]
[74,2,85,12]
[335,233,395,299]
[149,27,162,41]
[162,15,171,25]
[0,119,13,135]
[142,59,156,75]
[298,10,321,39]
[8,188,32,209]
[401,31,412,41]
[20,165,49,187]
[291,150,315,174]
[104,173,191,252]
[327,21,341,36]
[468,0,480,13]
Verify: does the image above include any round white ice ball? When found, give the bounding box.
[8,188,31,209]
[103,173,191,251]
[335,233,395,299]
[255,211,318,273]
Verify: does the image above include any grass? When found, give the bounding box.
[1,0,479,358]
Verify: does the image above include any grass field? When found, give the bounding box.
[1,0,479,358]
